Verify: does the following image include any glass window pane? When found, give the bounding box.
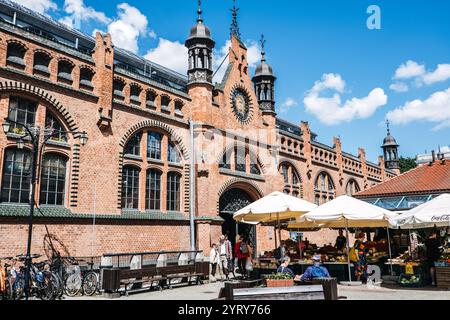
[39,154,67,205]
[1,149,32,203]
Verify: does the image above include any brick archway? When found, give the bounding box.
[0,81,79,132]
[119,119,188,160]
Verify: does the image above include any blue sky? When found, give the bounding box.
[20,0,450,162]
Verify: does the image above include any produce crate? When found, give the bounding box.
[436,266,450,289]
[398,273,424,287]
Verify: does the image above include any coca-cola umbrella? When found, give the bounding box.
[392,193,450,229]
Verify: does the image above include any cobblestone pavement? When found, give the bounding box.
[65,281,450,300]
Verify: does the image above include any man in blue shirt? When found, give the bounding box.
[299,254,331,282]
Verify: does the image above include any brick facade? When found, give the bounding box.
[0,3,396,259]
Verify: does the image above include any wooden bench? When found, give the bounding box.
[232,285,325,300]
[297,278,338,300]
[120,266,162,295]
[219,280,263,300]
[157,265,205,289]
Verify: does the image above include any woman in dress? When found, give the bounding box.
[353,232,369,283]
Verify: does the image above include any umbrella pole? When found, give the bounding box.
[277,212,282,247]
[274,225,278,249]
[298,229,303,259]
[386,227,393,276]
[345,219,352,282]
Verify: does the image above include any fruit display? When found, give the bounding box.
[399,273,423,287]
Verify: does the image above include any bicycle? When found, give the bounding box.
[64,257,99,297]
[15,254,57,300]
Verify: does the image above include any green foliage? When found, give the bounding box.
[399,157,417,174]
[265,272,292,280]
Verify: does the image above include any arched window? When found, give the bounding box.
[79,67,94,91]
[45,113,68,143]
[235,148,246,172]
[168,141,181,163]
[161,95,171,110]
[121,166,140,209]
[1,149,31,203]
[219,149,231,170]
[146,169,161,210]
[219,146,262,175]
[146,90,157,108]
[249,152,261,175]
[33,51,51,76]
[167,172,181,211]
[174,100,184,116]
[6,41,26,68]
[57,59,74,83]
[279,162,302,197]
[113,78,125,99]
[7,96,37,134]
[130,84,142,104]
[346,179,361,196]
[147,131,162,160]
[40,154,67,205]
[124,132,142,156]
[314,172,335,205]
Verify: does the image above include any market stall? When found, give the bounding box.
[390,194,450,287]
[301,195,398,283]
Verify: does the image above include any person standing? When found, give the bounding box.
[353,232,369,283]
[209,243,220,281]
[224,234,235,279]
[335,229,347,251]
[234,234,250,279]
[219,236,229,280]
[424,230,441,286]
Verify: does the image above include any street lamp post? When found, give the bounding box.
[2,118,88,300]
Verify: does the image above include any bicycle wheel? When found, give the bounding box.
[55,273,64,299]
[82,271,99,296]
[13,277,25,300]
[64,273,82,297]
[3,278,12,300]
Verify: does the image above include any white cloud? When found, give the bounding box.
[144,39,188,74]
[148,30,157,39]
[391,60,450,89]
[19,0,57,15]
[389,82,409,93]
[107,3,148,53]
[422,64,450,85]
[59,0,111,28]
[394,60,425,79]
[304,73,388,125]
[278,98,298,114]
[387,87,450,131]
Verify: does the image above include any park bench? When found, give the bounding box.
[157,264,205,289]
[232,285,325,300]
[120,266,163,295]
[296,277,338,300]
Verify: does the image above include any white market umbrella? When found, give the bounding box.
[233,191,317,248]
[233,191,318,224]
[302,195,398,228]
[393,194,450,229]
[302,195,399,281]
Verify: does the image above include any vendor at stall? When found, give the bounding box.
[424,230,442,286]
[335,230,347,251]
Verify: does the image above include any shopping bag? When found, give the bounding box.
[349,246,358,263]
[245,258,253,271]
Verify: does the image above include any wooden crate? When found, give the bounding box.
[436,267,450,289]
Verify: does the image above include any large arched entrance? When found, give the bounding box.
[219,188,258,256]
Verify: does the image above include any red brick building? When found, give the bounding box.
[0,1,397,258]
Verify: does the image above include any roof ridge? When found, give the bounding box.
[356,163,424,196]
[356,160,450,197]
